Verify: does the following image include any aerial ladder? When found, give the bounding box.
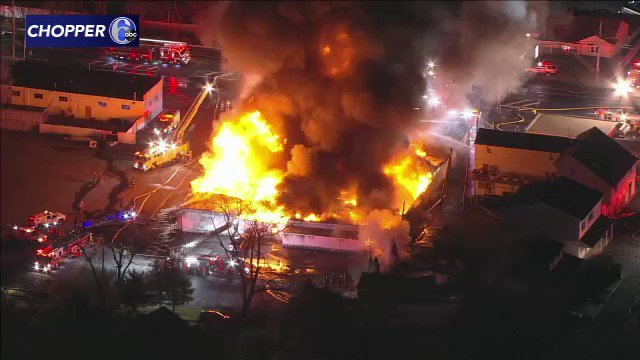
[133,84,213,171]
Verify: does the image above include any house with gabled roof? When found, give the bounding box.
[557,128,638,215]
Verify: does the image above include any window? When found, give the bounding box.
[59,96,68,102]
[154,95,159,102]
[590,45,599,53]
[588,211,594,222]
[98,101,107,107]
[580,221,586,231]
[11,90,20,96]
[486,147,492,154]
[33,93,43,99]
[121,104,131,110]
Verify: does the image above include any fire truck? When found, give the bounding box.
[33,232,93,274]
[133,83,212,171]
[133,141,191,171]
[526,61,558,75]
[108,38,191,65]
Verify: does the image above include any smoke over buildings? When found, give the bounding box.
[195,1,548,263]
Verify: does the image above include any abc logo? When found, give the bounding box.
[109,17,137,45]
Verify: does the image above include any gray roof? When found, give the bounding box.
[518,177,603,219]
[569,128,638,187]
[475,128,576,153]
[526,113,618,139]
[10,61,161,101]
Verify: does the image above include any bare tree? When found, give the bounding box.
[237,219,279,316]
[199,195,283,316]
[78,233,110,308]
[110,231,143,285]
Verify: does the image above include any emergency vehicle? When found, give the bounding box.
[108,38,191,65]
[28,211,66,227]
[133,141,191,171]
[33,232,92,274]
[153,109,181,134]
[628,69,640,89]
[526,61,558,75]
[7,225,48,242]
[133,84,210,171]
[595,108,640,124]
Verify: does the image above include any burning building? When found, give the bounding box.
[184,2,548,263]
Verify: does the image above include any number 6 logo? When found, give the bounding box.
[109,17,136,45]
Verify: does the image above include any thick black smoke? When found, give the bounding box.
[202,1,547,215]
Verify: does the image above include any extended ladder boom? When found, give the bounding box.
[173,86,210,144]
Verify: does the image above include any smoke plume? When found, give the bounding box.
[436,1,548,105]
[210,2,437,216]
[197,1,548,230]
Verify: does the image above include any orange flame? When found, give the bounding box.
[192,111,433,224]
[191,111,288,223]
[383,151,433,207]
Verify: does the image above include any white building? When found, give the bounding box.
[509,177,613,259]
[1,61,163,143]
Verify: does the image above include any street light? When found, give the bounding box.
[614,79,632,98]
[614,79,633,110]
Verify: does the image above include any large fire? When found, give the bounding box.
[191,110,433,224]
[383,146,434,205]
[190,111,288,223]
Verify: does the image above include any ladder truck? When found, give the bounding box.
[108,38,191,65]
[133,84,212,171]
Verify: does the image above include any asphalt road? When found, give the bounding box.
[490,76,640,132]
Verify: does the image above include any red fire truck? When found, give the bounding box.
[108,38,191,65]
[33,233,93,274]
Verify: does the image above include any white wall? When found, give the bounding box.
[3,81,162,122]
[281,233,365,252]
[142,80,163,121]
[556,154,636,215]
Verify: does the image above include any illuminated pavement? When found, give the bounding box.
[491,76,640,132]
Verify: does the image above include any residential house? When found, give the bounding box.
[473,128,576,196]
[508,177,613,259]
[537,15,631,58]
[556,128,638,215]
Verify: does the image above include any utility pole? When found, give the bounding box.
[12,0,16,62]
[596,19,602,82]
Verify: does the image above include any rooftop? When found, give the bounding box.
[9,61,161,101]
[526,113,618,139]
[568,128,638,187]
[475,128,576,153]
[518,177,603,219]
